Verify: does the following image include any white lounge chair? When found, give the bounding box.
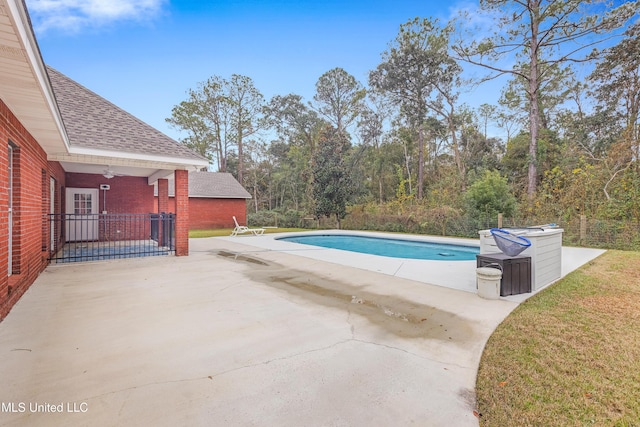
[230,216,265,236]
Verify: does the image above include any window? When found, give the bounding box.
[74,193,93,214]
[7,142,20,275]
[50,177,56,252]
[7,144,13,275]
[42,169,47,251]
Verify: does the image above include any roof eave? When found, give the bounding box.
[190,195,252,199]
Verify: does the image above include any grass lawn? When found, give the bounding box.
[189,228,306,238]
[476,250,640,426]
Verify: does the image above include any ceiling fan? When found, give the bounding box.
[102,166,125,179]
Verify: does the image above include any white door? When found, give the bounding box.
[65,188,99,242]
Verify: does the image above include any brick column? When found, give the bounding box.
[174,170,189,256]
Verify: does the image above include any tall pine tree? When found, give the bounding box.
[312,126,352,228]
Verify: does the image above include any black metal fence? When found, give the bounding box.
[47,213,175,263]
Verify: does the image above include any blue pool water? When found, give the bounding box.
[277,234,479,261]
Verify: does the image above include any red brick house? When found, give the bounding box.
[154,172,252,230]
[0,0,208,320]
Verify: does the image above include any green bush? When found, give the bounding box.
[248,209,307,228]
[464,170,517,223]
[281,209,304,228]
[248,211,277,227]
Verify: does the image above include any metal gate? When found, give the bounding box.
[47,213,175,263]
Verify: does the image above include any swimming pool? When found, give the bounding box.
[277,234,480,261]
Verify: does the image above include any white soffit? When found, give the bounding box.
[48,146,209,170]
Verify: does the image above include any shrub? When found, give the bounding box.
[464,170,517,224]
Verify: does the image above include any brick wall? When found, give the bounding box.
[190,198,247,229]
[65,173,154,214]
[0,99,66,321]
[174,170,189,256]
[153,196,176,213]
[153,197,247,230]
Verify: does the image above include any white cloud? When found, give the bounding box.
[448,1,501,39]
[26,0,167,33]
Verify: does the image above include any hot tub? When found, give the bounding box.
[479,227,564,291]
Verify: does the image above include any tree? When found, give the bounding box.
[589,23,640,164]
[357,95,392,203]
[263,94,324,153]
[312,125,352,228]
[370,17,465,197]
[242,139,264,212]
[498,62,578,132]
[167,76,232,171]
[263,94,327,210]
[459,115,502,177]
[167,74,264,183]
[227,75,264,184]
[477,103,497,141]
[453,0,639,197]
[313,68,366,138]
[502,128,564,197]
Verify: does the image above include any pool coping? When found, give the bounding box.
[219,229,606,303]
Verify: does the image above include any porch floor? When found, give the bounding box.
[0,237,526,426]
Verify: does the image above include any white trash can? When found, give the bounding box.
[477,267,502,299]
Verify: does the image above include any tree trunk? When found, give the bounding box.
[527,0,541,198]
[215,124,225,172]
[418,126,424,199]
[237,127,244,185]
[220,138,227,173]
[403,142,413,195]
[448,115,466,191]
[253,177,258,212]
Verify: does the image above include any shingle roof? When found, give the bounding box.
[155,172,252,199]
[47,66,206,162]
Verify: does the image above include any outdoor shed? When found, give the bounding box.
[154,171,252,230]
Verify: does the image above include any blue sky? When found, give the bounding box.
[26,0,494,141]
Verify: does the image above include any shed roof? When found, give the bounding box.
[156,171,252,199]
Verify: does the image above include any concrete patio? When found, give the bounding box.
[0,236,604,426]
